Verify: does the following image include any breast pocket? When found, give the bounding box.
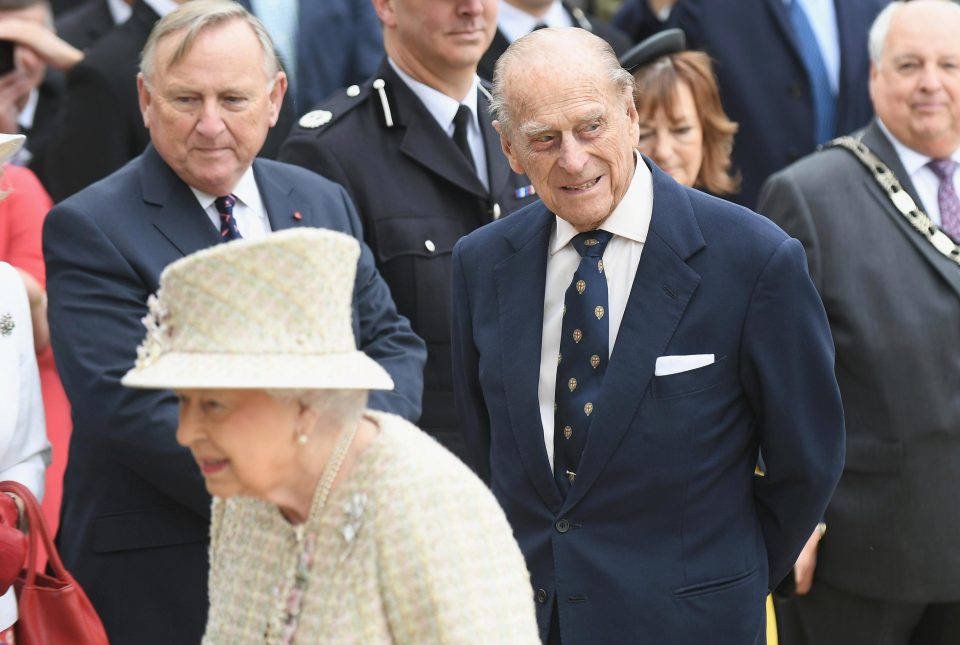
[651,356,727,399]
[371,215,471,342]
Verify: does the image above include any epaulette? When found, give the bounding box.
[297,82,373,130]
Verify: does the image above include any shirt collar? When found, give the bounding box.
[877,118,960,173]
[107,0,133,24]
[498,1,572,44]
[387,57,480,134]
[551,151,653,254]
[189,166,265,220]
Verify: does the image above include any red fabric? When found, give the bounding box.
[0,165,70,536]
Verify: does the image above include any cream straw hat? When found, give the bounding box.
[0,133,25,165]
[122,228,394,391]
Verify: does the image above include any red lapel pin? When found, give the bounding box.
[293,211,303,221]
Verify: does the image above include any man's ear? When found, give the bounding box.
[371,0,397,28]
[137,73,152,129]
[495,120,527,175]
[268,71,288,127]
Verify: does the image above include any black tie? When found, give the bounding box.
[452,104,476,171]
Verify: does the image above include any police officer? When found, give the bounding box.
[279,0,538,461]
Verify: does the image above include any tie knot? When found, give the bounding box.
[929,158,957,182]
[572,230,612,258]
[215,194,236,215]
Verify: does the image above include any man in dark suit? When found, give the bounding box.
[452,28,844,644]
[758,2,960,643]
[32,0,301,202]
[43,3,425,643]
[280,0,538,460]
[477,0,631,82]
[612,0,887,209]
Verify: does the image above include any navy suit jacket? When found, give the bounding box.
[43,146,425,644]
[451,159,845,644]
[613,0,887,208]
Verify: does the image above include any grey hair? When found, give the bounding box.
[265,389,369,431]
[140,0,281,86]
[490,27,636,137]
[868,2,904,65]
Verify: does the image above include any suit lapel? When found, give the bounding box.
[563,164,704,512]
[495,206,564,511]
[384,65,489,200]
[860,123,960,299]
[833,0,862,125]
[253,161,310,232]
[141,145,219,257]
[766,0,803,69]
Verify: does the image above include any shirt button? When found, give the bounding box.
[555,518,570,533]
[424,239,436,253]
[535,588,547,604]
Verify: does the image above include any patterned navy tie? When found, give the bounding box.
[928,158,960,243]
[215,194,242,242]
[788,0,836,146]
[554,230,613,494]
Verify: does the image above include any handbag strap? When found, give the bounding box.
[0,480,71,584]
[825,136,960,267]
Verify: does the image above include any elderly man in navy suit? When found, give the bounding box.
[451,27,844,644]
[42,2,425,643]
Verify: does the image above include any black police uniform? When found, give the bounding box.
[279,59,539,461]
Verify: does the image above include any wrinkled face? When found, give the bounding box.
[376,0,496,75]
[0,5,50,93]
[137,19,286,196]
[500,72,639,232]
[636,81,703,188]
[176,389,305,500]
[869,3,960,158]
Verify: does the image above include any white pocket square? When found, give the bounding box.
[654,354,715,376]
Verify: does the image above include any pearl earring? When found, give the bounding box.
[297,433,308,446]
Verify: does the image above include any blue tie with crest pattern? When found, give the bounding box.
[554,230,613,495]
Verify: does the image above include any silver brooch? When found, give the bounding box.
[0,313,13,336]
[339,493,368,562]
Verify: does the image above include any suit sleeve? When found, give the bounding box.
[450,240,492,483]
[333,184,427,422]
[31,60,139,203]
[43,204,211,518]
[757,171,824,289]
[739,237,844,587]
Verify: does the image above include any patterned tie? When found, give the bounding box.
[929,158,960,242]
[215,194,243,242]
[554,230,613,495]
[788,0,836,146]
[452,104,476,172]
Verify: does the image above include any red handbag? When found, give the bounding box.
[0,481,109,645]
[0,494,27,594]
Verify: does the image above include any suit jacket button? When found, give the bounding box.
[424,239,436,253]
[535,588,547,604]
[555,518,570,533]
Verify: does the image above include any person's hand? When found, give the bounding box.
[794,523,826,595]
[0,19,83,71]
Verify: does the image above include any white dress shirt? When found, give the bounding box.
[107,0,133,24]
[142,0,181,17]
[878,119,960,227]
[537,154,653,468]
[388,59,490,191]
[191,166,272,241]
[498,0,574,44]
